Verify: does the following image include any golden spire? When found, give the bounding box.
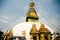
[30,24,38,33]
[26,1,39,22]
[39,23,50,32]
[26,2,38,18]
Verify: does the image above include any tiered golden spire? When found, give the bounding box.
[39,23,50,32]
[30,23,50,33]
[30,24,51,40]
[26,1,39,22]
[26,2,38,18]
[30,24,38,33]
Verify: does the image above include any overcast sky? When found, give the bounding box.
[0,0,60,32]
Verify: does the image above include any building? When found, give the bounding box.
[4,1,55,40]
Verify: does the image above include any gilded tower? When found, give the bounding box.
[39,24,52,40]
[30,24,39,40]
[30,24,52,40]
[26,2,39,22]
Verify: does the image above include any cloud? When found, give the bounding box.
[1,16,9,20]
[0,15,10,23]
[0,14,10,20]
[0,19,9,23]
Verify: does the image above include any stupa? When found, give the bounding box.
[4,1,54,40]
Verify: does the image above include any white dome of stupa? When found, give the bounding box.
[13,22,54,40]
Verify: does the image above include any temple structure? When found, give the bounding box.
[3,1,60,40]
